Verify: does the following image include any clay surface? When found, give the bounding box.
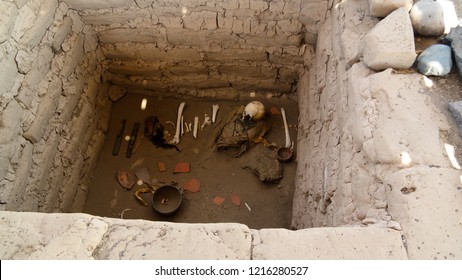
[84,95,298,229]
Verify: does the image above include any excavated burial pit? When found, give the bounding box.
[84,94,299,229]
[1,0,314,230]
[66,1,307,229]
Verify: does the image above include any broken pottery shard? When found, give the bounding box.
[130,157,144,170]
[174,162,190,173]
[183,178,200,193]
[116,169,136,190]
[135,167,150,184]
[212,196,225,205]
[270,106,281,115]
[157,160,167,172]
[230,193,241,206]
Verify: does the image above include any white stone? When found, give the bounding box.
[361,7,416,70]
[252,227,408,259]
[385,167,462,259]
[437,0,460,33]
[368,0,413,17]
[0,1,18,43]
[410,0,445,36]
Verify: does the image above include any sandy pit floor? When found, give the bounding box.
[84,94,298,229]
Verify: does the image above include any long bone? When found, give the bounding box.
[280,107,291,148]
[212,104,219,123]
[170,102,185,144]
[181,115,184,136]
[193,116,199,138]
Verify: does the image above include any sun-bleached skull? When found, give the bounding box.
[242,101,265,121]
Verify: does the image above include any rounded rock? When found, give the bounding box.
[417,44,453,76]
[410,0,445,36]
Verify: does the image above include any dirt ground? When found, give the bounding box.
[84,94,298,229]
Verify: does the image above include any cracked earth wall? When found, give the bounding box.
[0,0,111,213]
[292,0,462,259]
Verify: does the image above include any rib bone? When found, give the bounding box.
[212,104,220,123]
[170,102,185,144]
[280,107,291,148]
[180,115,184,136]
[193,116,199,138]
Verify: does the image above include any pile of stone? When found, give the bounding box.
[444,24,462,79]
[363,0,461,78]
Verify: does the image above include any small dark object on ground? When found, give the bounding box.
[144,116,180,151]
[152,185,183,215]
[277,147,294,162]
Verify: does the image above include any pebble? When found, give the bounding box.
[410,0,445,36]
[444,25,462,79]
[416,44,453,76]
